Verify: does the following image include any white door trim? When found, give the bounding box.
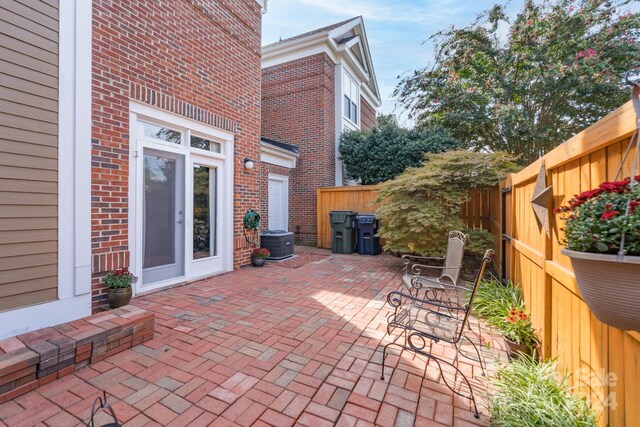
[129,102,234,294]
[268,173,289,231]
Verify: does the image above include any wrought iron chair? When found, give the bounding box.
[381,249,494,419]
[400,230,467,296]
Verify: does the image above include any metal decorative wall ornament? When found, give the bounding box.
[530,160,553,237]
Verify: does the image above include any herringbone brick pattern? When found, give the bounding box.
[0,253,505,426]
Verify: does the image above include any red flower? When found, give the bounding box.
[630,200,640,213]
[601,210,620,220]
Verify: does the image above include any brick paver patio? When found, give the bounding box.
[0,251,503,426]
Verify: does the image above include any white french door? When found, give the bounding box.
[129,103,234,293]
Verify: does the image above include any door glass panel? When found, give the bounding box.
[143,152,185,283]
[139,121,182,144]
[191,135,221,153]
[193,165,217,259]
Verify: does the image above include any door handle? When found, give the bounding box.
[177,219,183,224]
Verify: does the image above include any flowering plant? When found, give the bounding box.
[555,177,640,255]
[252,247,271,259]
[500,308,539,349]
[103,268,135,289]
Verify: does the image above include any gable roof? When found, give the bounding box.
[263,17,358,49]
[262,16,381,108]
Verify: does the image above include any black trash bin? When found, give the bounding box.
[330,211,357,254]
[356,214,381,255]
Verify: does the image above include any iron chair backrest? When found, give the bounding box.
[440,230,468,285]
[452,249,493,343]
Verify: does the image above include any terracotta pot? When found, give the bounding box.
[108,286,132,309]
[504,337,535,360]
[252,257,266,267]
[562,248,640,331]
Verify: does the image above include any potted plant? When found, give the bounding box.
[252,247,270,267]
[555,176,640,330]
[500,308,539,359]
[103,268,135,309]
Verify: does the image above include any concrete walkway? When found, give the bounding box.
[0,251,502,426]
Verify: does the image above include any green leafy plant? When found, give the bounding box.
[501,308,539,349]
[252,248,271,259]
[339,116,460,184]
[491,354,596,426]
[375,150,518,255]
[464,228,496,258]
[103,269,135,289]
[555,177,640,255]
[395,0,639,165]
[473,277,524,321]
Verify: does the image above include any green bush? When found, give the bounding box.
[339,117,460,185]
[375,150,519,255]
[472,276,524,324]
[464,228,495,258]
[491,354,596,427]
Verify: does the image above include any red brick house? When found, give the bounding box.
[0,0,267,338]
[260,17,381,246]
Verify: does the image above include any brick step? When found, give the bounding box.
[0,306,154,404]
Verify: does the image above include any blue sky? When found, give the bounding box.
[262,0,525,125]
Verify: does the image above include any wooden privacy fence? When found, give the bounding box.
[499,100,639,426]
[316,186,492,249]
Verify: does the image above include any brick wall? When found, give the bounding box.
[360,95,377,130]
[261,54,336,246]
[91,0,262,310]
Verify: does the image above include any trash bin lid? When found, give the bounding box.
[356,214,376,224]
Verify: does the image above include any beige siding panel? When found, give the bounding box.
[0,61,58,89]
[0,6,57,41]
[0,46,57,77]
[0,264,56,286]
[14,0,58,20]
[0,0,59,311]
[0,72,58,100]
[0,229,57,245]
[0,288,57,312]
[0,129,58,148]
[0,2,57,31]
[0,16,57,54]
[0,34,57,66]
[0,88,58,116]
[0,165,57,182]
[0,179,57,193]
[0,113,57,135]
[0,241,57,258]
[0,140,57,159]
[0,151,58,170]
[0,205,56,219]
[0,275,57,299]
[0,192,57,205]
[0,252,56,271]
[0,218,57,232]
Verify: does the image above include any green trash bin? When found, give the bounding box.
[330,211,357,254]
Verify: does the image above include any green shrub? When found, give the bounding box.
[491,354,596,427]
[464,228,495,258]
[472,276,524,324]
[375,150,518,255]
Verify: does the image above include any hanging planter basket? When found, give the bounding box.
[562,249,640,331]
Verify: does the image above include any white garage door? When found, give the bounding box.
[268,174,289,231]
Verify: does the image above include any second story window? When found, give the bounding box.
[344,72,359,125]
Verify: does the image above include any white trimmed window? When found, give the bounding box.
[343,71,359,125]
